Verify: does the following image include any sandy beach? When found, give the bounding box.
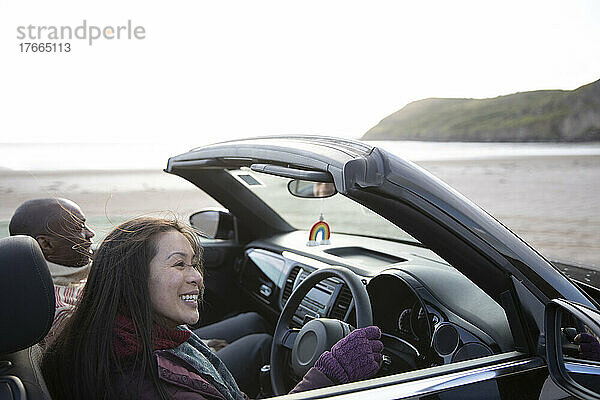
[419,156,600,267]
[1,155,598,267]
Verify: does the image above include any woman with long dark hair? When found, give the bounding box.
[41,217,383,399]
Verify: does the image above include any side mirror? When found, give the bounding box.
[189,210,236,240]
[287,180,336,198]
[545,299,600,399]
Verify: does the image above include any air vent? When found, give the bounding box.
[434,324,459,356]
[330,284,352,320]
[281,266,301,306]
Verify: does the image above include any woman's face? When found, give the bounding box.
[148,230,203,328]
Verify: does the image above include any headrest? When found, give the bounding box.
[0,236,55,354]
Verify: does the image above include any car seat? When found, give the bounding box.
[0,236,55,400]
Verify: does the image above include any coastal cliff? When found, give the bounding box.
[363,79,600,141]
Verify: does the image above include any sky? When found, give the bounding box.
[1,0,599,146]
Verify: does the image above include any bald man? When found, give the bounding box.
[9,198,95,340]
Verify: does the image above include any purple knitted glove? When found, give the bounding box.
[314,326,383,384]
[575,333,600,361]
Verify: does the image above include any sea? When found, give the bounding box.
[1,141,600,171]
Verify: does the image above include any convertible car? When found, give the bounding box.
[164,136,600,399]
[1,136,599,399]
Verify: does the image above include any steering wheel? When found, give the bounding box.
[270,266,373,395]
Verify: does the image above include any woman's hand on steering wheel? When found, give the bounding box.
[270,266,374,395]
[314,326,383,384]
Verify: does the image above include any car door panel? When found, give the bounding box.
[196,240,244,326]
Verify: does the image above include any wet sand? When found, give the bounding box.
[419,156,600,267]
[1,155,598,267]
[0,170,220,241]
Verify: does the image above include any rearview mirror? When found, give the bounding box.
[287,180,336,198]
[189,209,235,240]
[545,299,600,399]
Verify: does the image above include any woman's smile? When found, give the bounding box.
[148,230,203,328]
[179,291,199,307]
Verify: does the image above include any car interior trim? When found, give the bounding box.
[564,360,600,375]
[278,355,544,400]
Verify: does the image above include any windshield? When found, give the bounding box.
[228,168,420,244]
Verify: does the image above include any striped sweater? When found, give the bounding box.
[45,261,90,342]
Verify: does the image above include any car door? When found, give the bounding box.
[274,351,548,400]
[276,300,600,400]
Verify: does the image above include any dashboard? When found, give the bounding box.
[237,230,514,372]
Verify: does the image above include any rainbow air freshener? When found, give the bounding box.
[307,216,331,247]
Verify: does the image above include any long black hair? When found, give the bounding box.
[41,217,203,400]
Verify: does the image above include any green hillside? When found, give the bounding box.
[363,79,600,141]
